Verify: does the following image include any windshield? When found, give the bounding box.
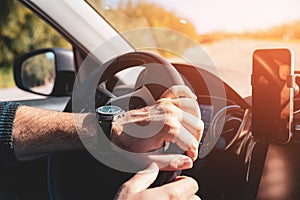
[87,0,300,97]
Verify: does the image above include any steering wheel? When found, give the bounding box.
[47,51,189,200]
[95,51,185,106]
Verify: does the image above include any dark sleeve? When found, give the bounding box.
[0,101,21,165]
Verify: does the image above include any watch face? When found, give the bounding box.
[96,105,123,116]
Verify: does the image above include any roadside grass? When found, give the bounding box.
[0,67,15,88]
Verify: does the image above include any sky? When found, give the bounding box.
[145,0,300,34]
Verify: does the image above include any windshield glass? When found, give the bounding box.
[87,0,300,97]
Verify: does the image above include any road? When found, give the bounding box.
[202,38,300,97]
[1,38,300,100]
[0,87,46,101]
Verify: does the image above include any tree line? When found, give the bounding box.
[0,0,70,69]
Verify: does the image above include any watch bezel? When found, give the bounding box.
[95,105,124,121]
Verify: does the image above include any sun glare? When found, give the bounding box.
[146,0,300,34]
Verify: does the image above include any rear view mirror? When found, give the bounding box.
[14,48,75,96]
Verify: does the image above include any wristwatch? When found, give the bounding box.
[95,105,125,140]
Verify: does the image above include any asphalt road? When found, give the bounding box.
[202,38,300,97]
[0,87,46,101]
[1,38,300,100]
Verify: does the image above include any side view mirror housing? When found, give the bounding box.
[14,48,75,97]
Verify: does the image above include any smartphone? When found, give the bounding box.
[252,48,294,143]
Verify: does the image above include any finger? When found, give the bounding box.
[162,99,203,141]
[147,154,193,171]
[173,131,199,161]
[125,163,159,193]
[160,176,199,200]
[181,110,204,142]
[176,98,201,119]
[158,98,201,119]
[149,104,202,160]
[153,100,203,141]
[165,118,199,161]
[161,85,197,100]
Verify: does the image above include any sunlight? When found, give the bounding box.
[146,0,300,34]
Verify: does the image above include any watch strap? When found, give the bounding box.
[99,120,112,140]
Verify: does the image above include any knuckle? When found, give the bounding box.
[198,120,205,136]
[164,117,180,138]
[194,102,201,114]
[157,99,183,118]
[167,188,180,200]
[188,97,197,104]
[157,98,169,104]
[157,99,169,107]
[198,119,204,129]
[164,104,175,114]
[161,103,178,116]
[119,182,133,195]
[169,117,181,130]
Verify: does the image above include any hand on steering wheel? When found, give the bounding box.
[111,85,203,170]
[92,52,203,170]
[73,51,203,173]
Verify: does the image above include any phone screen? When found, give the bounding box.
[252,48,294,143]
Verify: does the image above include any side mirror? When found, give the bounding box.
[14,48,75,96]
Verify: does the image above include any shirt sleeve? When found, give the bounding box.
[0,101,21,165]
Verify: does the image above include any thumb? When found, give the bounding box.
[125,163,159,193]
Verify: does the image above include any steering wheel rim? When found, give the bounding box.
[99,51,185,100]
[48,51,188,200]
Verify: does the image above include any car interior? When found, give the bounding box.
[1,0,300,200]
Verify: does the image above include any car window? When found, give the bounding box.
[0,0,71,101]
[87,0,300,97]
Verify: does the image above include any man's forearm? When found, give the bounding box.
[13,106,92,160]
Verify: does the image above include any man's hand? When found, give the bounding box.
[111,85,204,170]
[114,163,200,200]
